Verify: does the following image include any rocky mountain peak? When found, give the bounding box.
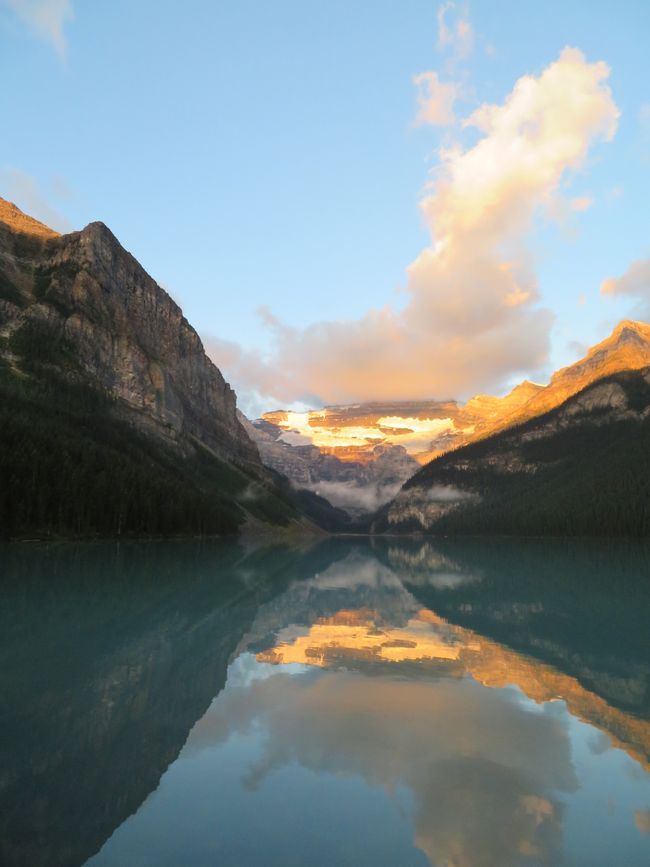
[551,319,650,387]
[611,318,650,339]
[0,198,260,469]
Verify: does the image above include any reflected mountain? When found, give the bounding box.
[379,537,650,719]
[242,540,650,772]
[0,540,348,867]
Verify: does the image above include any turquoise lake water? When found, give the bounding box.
[1,537,649,866]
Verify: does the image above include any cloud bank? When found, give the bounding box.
[210,48,619,409]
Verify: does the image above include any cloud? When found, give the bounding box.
[210,48,619,408]
[413,71,459,127]
[601,258,650,318]
[437,1,474,60]
[426,484,471,503]
[1,167,72,232]
[304,479,404,515]
[4,0,73,56]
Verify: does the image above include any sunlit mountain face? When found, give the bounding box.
[246,321,650,516]
[11,538,639,867]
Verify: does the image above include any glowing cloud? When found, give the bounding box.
[210,48,619,408]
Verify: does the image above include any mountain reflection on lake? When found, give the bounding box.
[1,538,649,867]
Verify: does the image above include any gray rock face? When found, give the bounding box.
[243,414,419,516]
[0,200,259,468]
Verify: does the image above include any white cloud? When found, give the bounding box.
[601,258,650,318]
[413,71,459,127]
[210,48,619,408]
[4,0,73,56]
[303,479,404,515]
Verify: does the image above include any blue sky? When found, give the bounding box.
[1,1,649,413]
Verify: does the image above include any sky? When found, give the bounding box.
[1,0,649,415]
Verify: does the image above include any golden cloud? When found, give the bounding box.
[209,48,619,408]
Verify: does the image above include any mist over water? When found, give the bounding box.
[1,538,649,867]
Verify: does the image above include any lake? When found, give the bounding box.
[1,537,649,866]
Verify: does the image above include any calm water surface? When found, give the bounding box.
[1,537,649,866]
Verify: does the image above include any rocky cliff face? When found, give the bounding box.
[0,197,258,468]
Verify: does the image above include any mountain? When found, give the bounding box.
[378,365,650,536]
[246,387,544,516]
[0,198,336,538]
[481,319,650,434]
[244,410,420,517]
[247,321,650,518]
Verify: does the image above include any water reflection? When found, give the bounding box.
[0,540,338,867]
[0,538,649,866]
[191,660,576,865]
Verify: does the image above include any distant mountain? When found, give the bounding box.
[244,410,420,518]
[248,321,650,518]
[377,365,650,536]
[0,198,337,538]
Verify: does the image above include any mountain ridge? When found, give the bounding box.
[377,364,650,536]
[0,198,341,538]
[248,319,650,518]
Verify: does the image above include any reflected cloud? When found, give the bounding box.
[190,671,574,866]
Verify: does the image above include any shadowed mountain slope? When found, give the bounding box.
[377,365,650,536]
[0,198,343,538]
